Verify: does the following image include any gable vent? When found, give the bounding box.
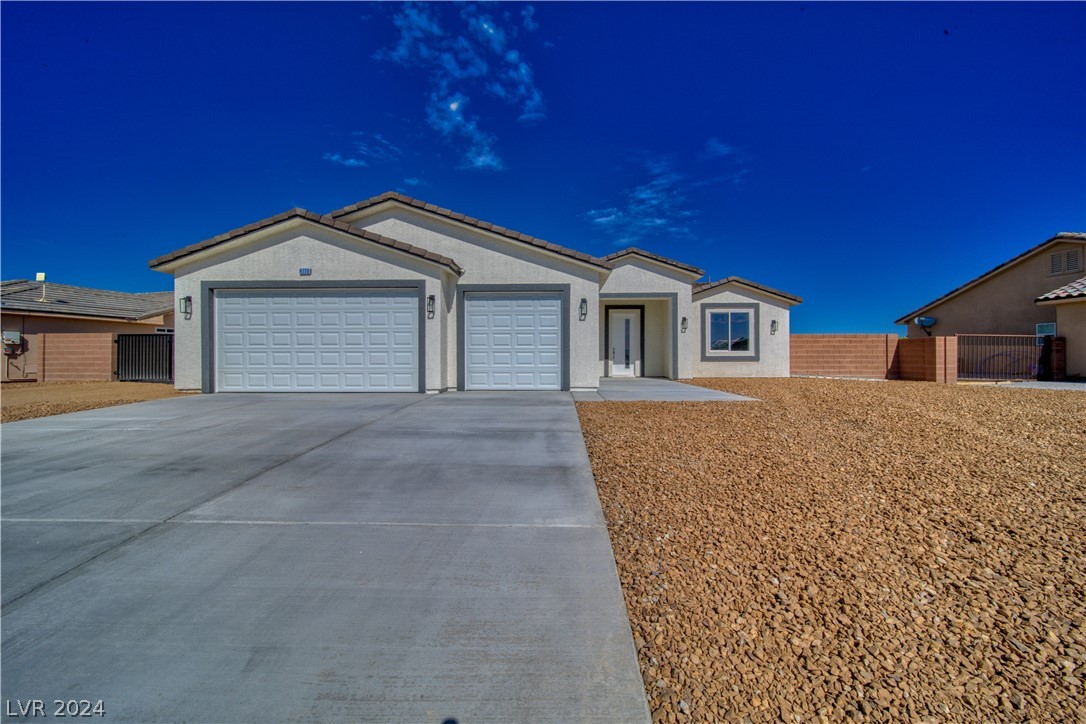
[1050,252,1065,275]
[1067,247,1082,273]
[1050,248,1084,276]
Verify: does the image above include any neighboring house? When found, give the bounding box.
[149,191,801,393]
[1036,275,1086,378]
[895,231,1086,338]
[1,280,173,382]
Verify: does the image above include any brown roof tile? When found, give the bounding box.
[1,280,173,320]
[148,209,463,275]
[693,276,803,304]
[601,247,705,276]
[327,191,612,269]
[1036,274,1086,302]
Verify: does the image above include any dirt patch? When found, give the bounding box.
[577,378,1086,722]
[1,381,191,422]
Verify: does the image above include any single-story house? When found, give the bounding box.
[1,280,173,382]
[895,231,1085,338]
[1036,275,1086,378]
[149,191,801,393]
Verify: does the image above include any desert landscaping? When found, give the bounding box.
[578,378,1086,722]
[0,381,187,423]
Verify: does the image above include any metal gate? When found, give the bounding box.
[957,334,1044,381]
[116,333,173,382]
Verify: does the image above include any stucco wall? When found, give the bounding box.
[598,258,696,378]
[903,241,1084,337]
[691,286,792,377]
[168,222,446,392]
[350,208,605,389]
[1,313,166,382]
[1055,302,1086,378]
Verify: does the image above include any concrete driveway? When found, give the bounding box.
[2,393,649,723]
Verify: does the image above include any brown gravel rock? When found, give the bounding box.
[1,381,189,422]
[577,378,1086,722]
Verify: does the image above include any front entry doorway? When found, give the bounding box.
[608,309,641,377]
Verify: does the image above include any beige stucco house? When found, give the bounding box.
[1,280,173,382]
[896,232,1085,338]
[149,192,801,393]
[895,231,1086,380]
[1036,275,1086,378]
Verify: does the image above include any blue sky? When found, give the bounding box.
[2,2,1083,333]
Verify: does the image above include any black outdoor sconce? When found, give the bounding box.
[427,295,436,319]
[578,297,588,321]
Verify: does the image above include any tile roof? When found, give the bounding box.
[1036,275,1086,302]
[327,191,612,269]
[1,280,173,320]
[601,247,705,276]
[148,209,464,275]
[693,276,803,304]
[895,232,1086,324]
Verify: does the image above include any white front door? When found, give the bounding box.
[609,310,640,377]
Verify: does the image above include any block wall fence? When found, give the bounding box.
[35,333,116,382]
[790,334,958,384]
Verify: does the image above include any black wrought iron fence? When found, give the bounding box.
[116,333,173,382]
[957,334,1044,381]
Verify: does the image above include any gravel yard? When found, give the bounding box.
[577,378,1085,722]
[1,381,187,422]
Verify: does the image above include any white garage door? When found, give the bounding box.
[215,289,418,392]
[465,294,562,390]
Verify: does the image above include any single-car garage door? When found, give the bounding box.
[215,289,418,392]
[465,294,562,390]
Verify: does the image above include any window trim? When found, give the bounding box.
[700,303,760,362]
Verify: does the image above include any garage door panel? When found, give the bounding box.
[216,290,418,392]
[464,294,562,390]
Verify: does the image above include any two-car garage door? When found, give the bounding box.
[215,290,418,392]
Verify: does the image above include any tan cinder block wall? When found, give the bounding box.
[39,333,116,381]
[790,334,900,378]
[898,336,957,383]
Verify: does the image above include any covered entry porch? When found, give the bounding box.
[598,295,681,380]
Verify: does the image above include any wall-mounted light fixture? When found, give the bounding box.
[426,294,436,319]
[680,316,688,333]
[579,297,588,321]
[180,295,193,320]
[770,319,779,335]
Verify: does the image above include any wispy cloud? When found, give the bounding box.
[375,2,545,170]
[323,152,368,168]
[586,160,697,246]
[586,142,747,247]
[323,132,403,169]
[704,137,737,158]
[402,177,424,187]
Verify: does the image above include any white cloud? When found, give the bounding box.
[704,137,737,158]
[375,2,546,170]
[323,152,367,168]
[522,6,539,32]
[586,149,746,247]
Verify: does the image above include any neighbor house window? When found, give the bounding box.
[709,310,751,352]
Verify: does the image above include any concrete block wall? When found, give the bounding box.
[898,336,958,384]
[38,333,116,381]
[790,334,900,379]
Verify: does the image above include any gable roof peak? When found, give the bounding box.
[326,192,611,270]
[601,247,704,276]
